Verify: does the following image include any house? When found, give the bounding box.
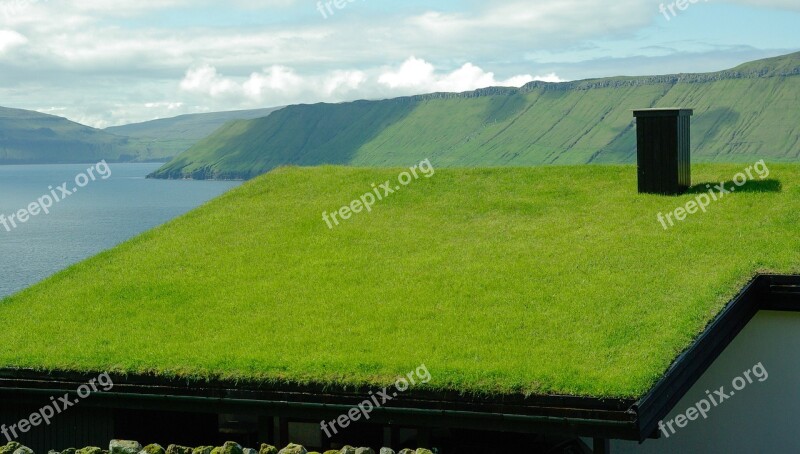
[2,112,798,451]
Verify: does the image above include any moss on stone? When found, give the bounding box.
[277,445,306,454]
[166,445,193,454]
[76,448,103,454]
[140,445,165,454]
[258,445,277,454]
[0,443,22,454]
[210,442,243,454]
[110,441,142,454]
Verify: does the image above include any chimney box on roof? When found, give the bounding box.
[633,108,693,195]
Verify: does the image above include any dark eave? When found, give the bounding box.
[0,368,639,439]
[1,274,798,442]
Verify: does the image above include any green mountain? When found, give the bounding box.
[150,52,800,180]
[0,106,154,164]
[0,106,283,165]
[105,107,283,158]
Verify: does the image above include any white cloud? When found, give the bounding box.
[529,73,564,84]
[5,0,300,19]
[377,57,436,89]
[243,66,304,100]
[64,0,190,16]
[377,57,554,94]
[408,0,652,42]
[180,65,238,98]
[144,101,184,110]
[180,64,366,104]
[178,57,550,110]
[0,0,793,127]
[320,70,368,97]
[0,30,27,53]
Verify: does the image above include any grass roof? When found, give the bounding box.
[1,164,799,398]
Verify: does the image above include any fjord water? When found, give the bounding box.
[0,163,239,298]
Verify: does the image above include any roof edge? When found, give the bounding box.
[634,274,800,441]
[2,274,798,442]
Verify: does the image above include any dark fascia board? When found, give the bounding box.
[761,275,800,311]
[0,274,797,442]
[633,274,768,441]
[0,369,640,440]
[634,274,800,441]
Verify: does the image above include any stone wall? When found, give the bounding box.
[0,440,435,454]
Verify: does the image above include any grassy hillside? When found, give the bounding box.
[1,164,798,398]
[0,107,165,164]
[151,52,800,180]
[105,107,283,158]
[0,106,283,165]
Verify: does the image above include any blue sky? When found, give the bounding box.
[0,0,798,127]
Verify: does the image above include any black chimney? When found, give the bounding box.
[633,108,693,195]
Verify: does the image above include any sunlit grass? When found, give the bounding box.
[1,164,799,398]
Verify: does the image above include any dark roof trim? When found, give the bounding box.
[633,274,767,440]
[0,369,639,439]
[762,274,800,310]
[1,274,798,442]
[634,274,800,441]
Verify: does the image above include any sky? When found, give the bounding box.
[0,0,798,128]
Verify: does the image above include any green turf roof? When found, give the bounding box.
[1,164,799,398]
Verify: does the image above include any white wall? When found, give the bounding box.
[612,311,800,453]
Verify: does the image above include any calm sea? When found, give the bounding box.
[0,163,240,298]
